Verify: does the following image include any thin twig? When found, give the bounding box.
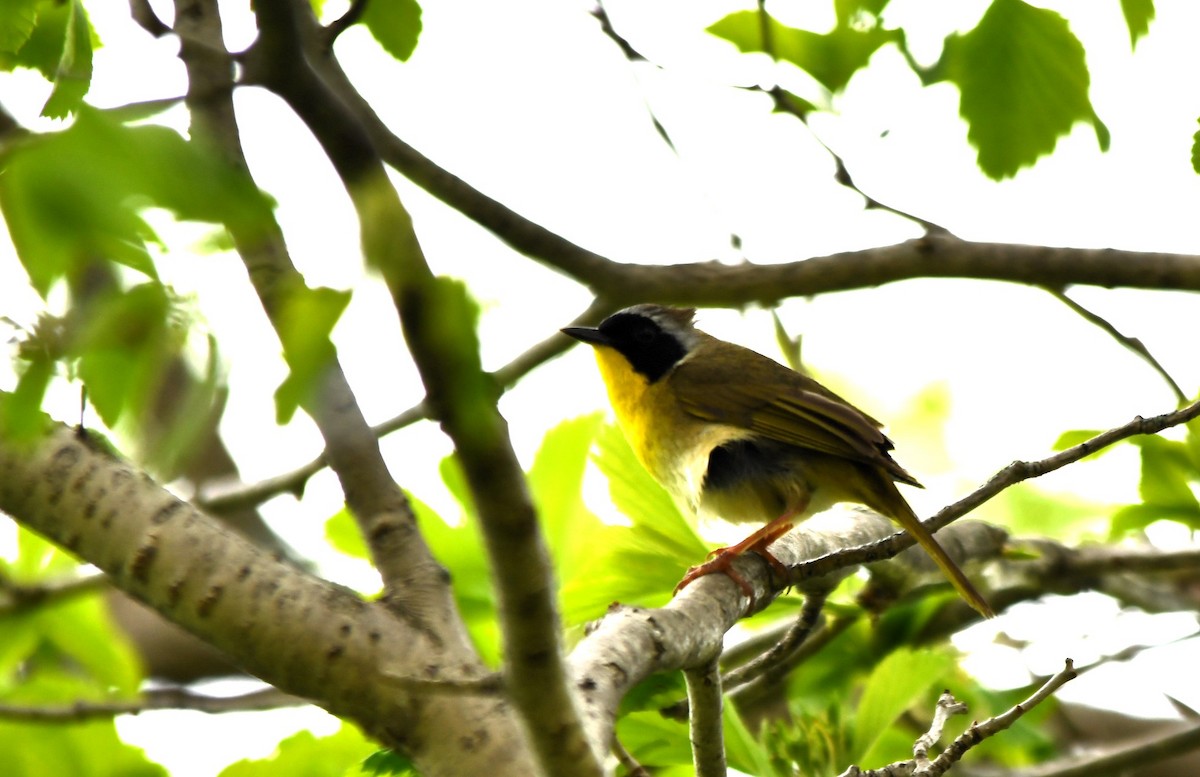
[0,686,306,721]
[128,0,171,37]
[0,572,109,615]
[789,398,1200,586]
[685,656,727,777]
[1046,287,1188,405]
[913,692,969,766]
[923,659,1077,776]
[1013,717,1200,777]
[323,0,369,45]
[198,298,614,515]
[721,591,827,692]
[837,691,970,777]
[612,736,651,776]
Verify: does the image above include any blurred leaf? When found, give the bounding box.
[559,423,708,621]
[0,0,38,53]
[13,525,77,580]
[618,671,686,715]
[75,283,179,429]
[1120,0,1155,49]
[361,749,417,776]
[761,703,851,776]
[36,594,144,695]
[420,464,501,663]
[853,647,955,763]
[0,107,272,298]
[708,8,898,93]
[40,0,93,118]
[997,484,1107,539]
[615,711,692,770]
[0,358,53,443]
[0,0,97,115]
[1111,502,1200,535]
[725,701,777,777]
[1133,436,1198,515]
[273,286,351,424]
[218,724,376,777]
[528,413,604,571]
[362,0,422,62]
[1193,119,1200,174]
[142,333,224,481]
[940,0,1099,179]
[326,506,370,560]
[1052,429,1107,456]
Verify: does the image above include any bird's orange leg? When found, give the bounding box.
[674,509,800,600]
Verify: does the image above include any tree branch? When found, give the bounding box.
[924,660,1077,776]
[1011,717,1200,777]
[0,571,109,615]
[789,397,1200,588]
[0,687,305,721]
[175,0,447,606]
[244,2,600,773]
[0,423,531,774]
[686,657,726,777]
[1045,287,1188,405]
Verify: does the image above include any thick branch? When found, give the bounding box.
[174,0,444,603]
[0,424,529,775]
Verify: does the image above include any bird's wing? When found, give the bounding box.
[672,342,921,487]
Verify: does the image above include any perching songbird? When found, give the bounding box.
[563,304,992,618]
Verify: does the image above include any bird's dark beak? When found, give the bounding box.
[562,326,611,347]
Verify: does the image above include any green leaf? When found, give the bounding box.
[326,506,370,560]
[75,283,179,429]
[0,107,272,297]
[0,358,53,443]
[1111,502,1200,535]
[361,0,422,62]
[1120,0,1155,49]
[1193,119,1200,174]
[941,0,1099,179]
[417,467,501,662]
[558,423,708,621]
[1052,428,1104,453]
[273,286,351,424]
[708,9,898,93]
[218,724,376,777]
[40,0,93,118]
[615,711,693,769]
[13,525,78,580]
[1135,436,1198,509]
[37,594,144,695]
[725,701,778,777]
[0,0,38,53]
[852,647,955,763]
[996,484,1107,540]
[362,749,417,776]
[528,413,604,570]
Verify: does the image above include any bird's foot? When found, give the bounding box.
[674,544,790,605]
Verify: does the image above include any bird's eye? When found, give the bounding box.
[634,327,656,345]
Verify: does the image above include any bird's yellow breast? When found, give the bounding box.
[593,346,745,511]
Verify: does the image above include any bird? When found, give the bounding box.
[562,303,993,618]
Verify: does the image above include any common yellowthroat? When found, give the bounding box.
[563,304,993,618]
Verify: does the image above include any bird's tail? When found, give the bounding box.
[868,477,995,618]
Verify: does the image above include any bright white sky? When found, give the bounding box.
[3,0,1200,773]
